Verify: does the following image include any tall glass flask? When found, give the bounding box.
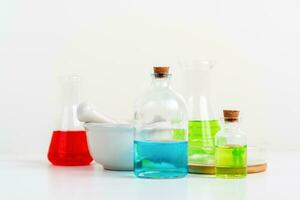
[134,67,188,178]
[48,75,93,166]
[182,61,220,170]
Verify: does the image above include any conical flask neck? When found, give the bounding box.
[63,77,80,104]
[60,76,82,130]
[183,62,216,120]
[185,68,211,95]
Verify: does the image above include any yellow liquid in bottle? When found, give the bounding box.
[215,145,247,178]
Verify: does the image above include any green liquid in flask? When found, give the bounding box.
[215,145,247,178]
[172,129,186,141]
[188,120,220,165]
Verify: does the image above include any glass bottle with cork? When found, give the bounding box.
[215,110,247,178]
[134,66,188,179]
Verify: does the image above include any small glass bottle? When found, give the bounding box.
[48,75,93,166]
[215,110,247,178]
[134,66,188,179]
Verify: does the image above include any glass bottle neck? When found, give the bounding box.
[151,75,171,88]
[223,121,240,130]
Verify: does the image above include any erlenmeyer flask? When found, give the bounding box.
[182,61,220,172]
[48,75,93,166]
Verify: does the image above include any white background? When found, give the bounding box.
[1,0,299,156]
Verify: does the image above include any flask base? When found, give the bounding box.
[134,170,187,179]
[189,164,215,174]
[47,130,93,166]
[134,140,188,179]
[216,166,247,179]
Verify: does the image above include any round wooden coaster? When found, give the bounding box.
[188,163,267,174]
[247,163,267,173]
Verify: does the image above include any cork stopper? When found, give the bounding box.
[223,110,240,122]
[153,66,169,78]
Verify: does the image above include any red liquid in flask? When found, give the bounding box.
[48,130,93,166]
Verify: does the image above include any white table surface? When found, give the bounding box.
[0,151,299,200]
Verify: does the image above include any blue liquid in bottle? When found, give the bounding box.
[134,140,188,178]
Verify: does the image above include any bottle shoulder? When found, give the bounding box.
[216,128,247,146]
[216,128,246,138]
[135,87,186,110]
[134,87,187,122]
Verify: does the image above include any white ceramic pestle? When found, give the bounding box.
[77,102,117,123]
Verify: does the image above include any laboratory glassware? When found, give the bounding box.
[134,67,188,178]
[48,75,93,166]
[182,61,220,173]
[215,110,247,178]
